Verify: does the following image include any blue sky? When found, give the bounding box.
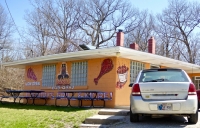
[0,0,196,40]
[0,0,169,30]
[1,0,32,29]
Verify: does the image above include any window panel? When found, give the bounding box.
[130,61,145,83]
[42,65,56,87]
[71,61,88,86]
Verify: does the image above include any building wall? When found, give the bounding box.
[87,58,117,107]
[114,57,131,107]
[25,65,43,90]
[113,59,152,107]
[24,58,117,107]
[22,56,200,107]
[23,57,156,107]
[188,73,200,79]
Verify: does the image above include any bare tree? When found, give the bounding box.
[0,49,25,91]
[155,16,179,57]
[156,0,200,63]
[193,33,200,65]
[0,4,23,90]
[24,8,54,57]
[0,4,13,50]
[27,0,82,53]
[125,10,155,51]
[77,0,140,48]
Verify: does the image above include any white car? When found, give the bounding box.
[129,68,198,124]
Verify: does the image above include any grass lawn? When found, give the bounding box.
[0,103,99,128]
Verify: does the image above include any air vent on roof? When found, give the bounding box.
[79,44,96,50]
[150,64,160,69]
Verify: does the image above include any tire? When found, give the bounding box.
[130,106,139,122]
[188,110,198,124]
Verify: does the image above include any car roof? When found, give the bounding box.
[142,68,183,72]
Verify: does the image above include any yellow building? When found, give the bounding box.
[3,31,200,108]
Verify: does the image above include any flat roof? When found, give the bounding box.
[3,46,200,73]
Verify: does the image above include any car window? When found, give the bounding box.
[139,69,189,82]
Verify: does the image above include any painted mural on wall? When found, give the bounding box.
[27,67,37,81]
[56,62,70,86]
[26,67,40,86]
[94,58,113,85]
[116,65,129,89]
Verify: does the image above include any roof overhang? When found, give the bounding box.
[3,46,200,73]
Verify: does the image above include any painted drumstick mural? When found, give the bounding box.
[94,58,113,85]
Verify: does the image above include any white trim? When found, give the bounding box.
[3,46,200,73]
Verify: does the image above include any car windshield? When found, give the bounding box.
[139,69,189,82]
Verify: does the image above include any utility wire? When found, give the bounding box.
[4,0,24,42]
[4,0,27,53]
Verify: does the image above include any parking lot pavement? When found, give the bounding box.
[109,111,200,128]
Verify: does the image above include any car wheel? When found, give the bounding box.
[188,110,198,124]
[130,106,139,122]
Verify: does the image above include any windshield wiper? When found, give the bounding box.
[145,78,168,82]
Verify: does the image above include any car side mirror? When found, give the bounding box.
[129,83,133,87]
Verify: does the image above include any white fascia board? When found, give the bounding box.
[3,47,121,68]
[3,46,200,72]
[118,47,200,70]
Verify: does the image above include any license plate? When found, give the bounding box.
[157,103,172,110]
